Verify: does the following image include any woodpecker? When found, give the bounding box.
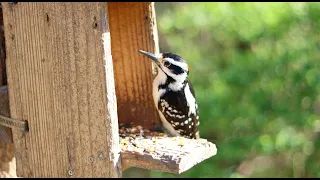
[138,50,200,139]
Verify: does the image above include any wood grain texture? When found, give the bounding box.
[0,7,16,177]
[121,137,217,174]
[2,2,121,177]
[108,2,160,129]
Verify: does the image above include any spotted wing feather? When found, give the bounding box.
[158,80,199,139]
[187,80,200,139]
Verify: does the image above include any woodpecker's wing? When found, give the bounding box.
[186,80,200,139]
[158,80,199,139]
[187,79,196,97]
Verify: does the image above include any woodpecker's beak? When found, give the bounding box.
[138,50,161,66]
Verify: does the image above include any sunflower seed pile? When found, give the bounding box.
[119,123,168,154]
[119,123,167,138]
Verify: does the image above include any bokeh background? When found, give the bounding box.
[124,2,320,178]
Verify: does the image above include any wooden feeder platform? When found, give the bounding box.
[121,136,217,174]
[118,122,217,174]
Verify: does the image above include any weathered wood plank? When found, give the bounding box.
[1,2,121,177]
[120,136,217,174]
[0,6,16,177]
[108,2,160,129]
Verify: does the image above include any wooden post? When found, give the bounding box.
[1,2,121,178]
[108,2,160,129]
[0,6,16,178]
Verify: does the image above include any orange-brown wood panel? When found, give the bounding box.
[108,2,160,129]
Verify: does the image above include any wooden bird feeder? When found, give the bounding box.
[0,2,217,178]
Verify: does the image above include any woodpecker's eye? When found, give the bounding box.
[163,61,171,67]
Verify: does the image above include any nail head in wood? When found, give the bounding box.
[67,170,73,176]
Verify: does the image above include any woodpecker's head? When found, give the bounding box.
[138,50,189,83]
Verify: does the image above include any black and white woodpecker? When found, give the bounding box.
[138,50,200,139]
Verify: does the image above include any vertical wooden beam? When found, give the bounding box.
[0,6,16,178]
[1,2,121,177]
[108,2,160,129]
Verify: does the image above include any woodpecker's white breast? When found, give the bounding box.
[152,70,182,136]
[152,69,167,106]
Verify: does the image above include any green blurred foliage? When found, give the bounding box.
[124,2,320,178]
